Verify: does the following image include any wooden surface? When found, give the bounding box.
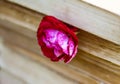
[0,42,77,84]
[0,0,120,84]
[0,69,26,84]
[1,28,120,84]
[0,0,120,66]
[8,0,120,45]
[84,0,120,16]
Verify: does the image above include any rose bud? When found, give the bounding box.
[37,16,78,63]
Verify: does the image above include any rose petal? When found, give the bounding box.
[72,45,78,57]
[42,36,51,48]
[64,44,78,63]
[54,46,63,57]
[57,31,69,54]
[68,38,75,56]
[41,45,55,59]
[44,29,58,43]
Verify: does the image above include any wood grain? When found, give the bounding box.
[0,1,120,67]
[0,40,98,84]
[7,0,120,45]
[0,69,26,84]
[1,27,120,84]
[0,1,120,84]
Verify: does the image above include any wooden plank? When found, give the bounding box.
[1,32,120,84]
[70,50,120,84]
[0,42,77,84]
[0,1,120,83]
[0,39,99,84]
[7,0,120,45]
[84,0,120,16]
[0,1,120,67]
[77,30,120,66]
[0,0,40,38]
[0,69,27,84]
[1,28,120,84]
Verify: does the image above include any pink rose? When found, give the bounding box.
[37,16,78,63]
